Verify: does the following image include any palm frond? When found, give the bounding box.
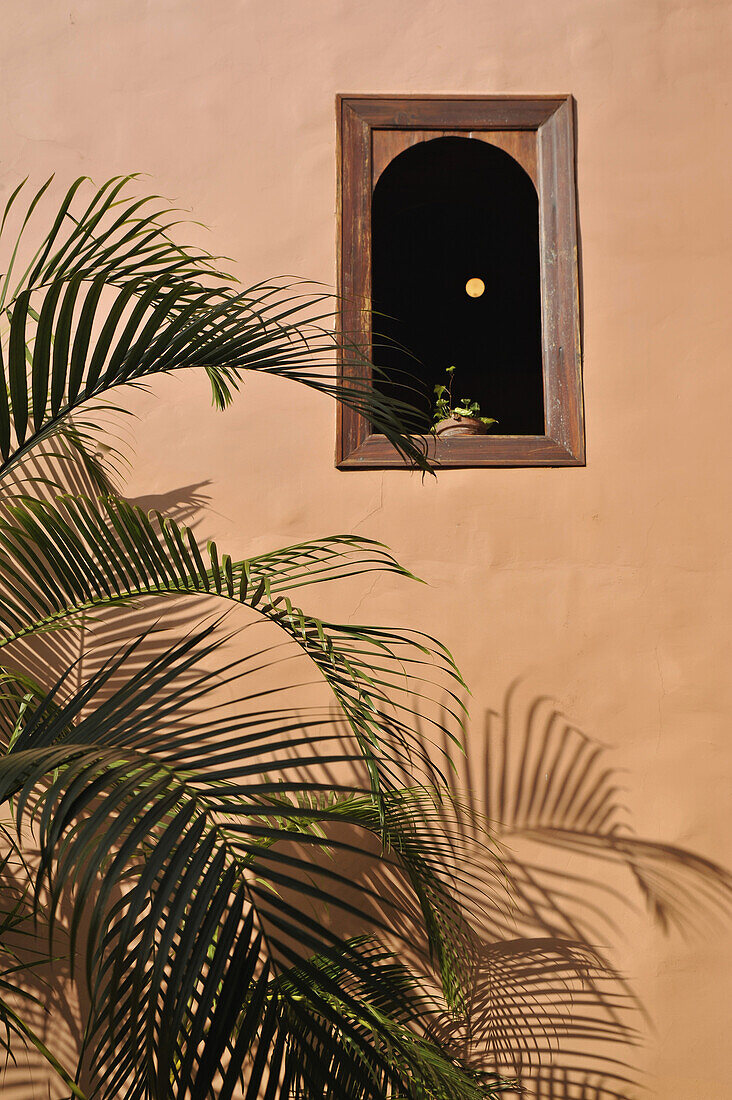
[0,176,431,478]
[0,173,509,1099]
[0,174,231,312]
[0,494,465,803]
[0,627,505,1100]
[276,939,515,1100]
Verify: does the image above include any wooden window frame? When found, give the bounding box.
[336,94,584,469]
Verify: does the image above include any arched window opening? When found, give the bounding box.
[371,136,545,435]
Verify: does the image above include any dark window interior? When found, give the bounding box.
[371,136,545,434]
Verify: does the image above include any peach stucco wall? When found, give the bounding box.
[2,1,730,1095]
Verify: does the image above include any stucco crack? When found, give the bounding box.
[351,478,384,533]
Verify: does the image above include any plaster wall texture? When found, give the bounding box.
[1,0,730,1095]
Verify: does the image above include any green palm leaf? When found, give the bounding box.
[0,174,229,312]
[0,493,466,803]
[0,175,505,1099]
[0,628,508,1100]
[0,176,430,478]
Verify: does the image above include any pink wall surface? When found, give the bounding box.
[1,1,730,1095]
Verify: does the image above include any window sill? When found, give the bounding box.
[336,430,585,469]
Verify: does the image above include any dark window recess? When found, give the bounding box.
[371,137,545,435]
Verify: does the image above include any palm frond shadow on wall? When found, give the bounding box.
[319,682,732,1100]
[0,472,217,743]
[453,684,731,1098]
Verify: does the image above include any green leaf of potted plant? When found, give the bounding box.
[432,365,498,438]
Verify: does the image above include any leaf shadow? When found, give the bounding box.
[445,681,732,1098]
[0,477,218,742]
[316,680,732,1100]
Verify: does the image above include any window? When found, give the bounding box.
[336,95,584,468]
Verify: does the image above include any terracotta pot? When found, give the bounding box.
[433,416,489,438]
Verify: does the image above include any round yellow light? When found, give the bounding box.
[465,277,485,298]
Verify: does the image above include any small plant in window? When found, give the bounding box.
[433,365,497,437]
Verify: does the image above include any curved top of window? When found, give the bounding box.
[373,134,538,207]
